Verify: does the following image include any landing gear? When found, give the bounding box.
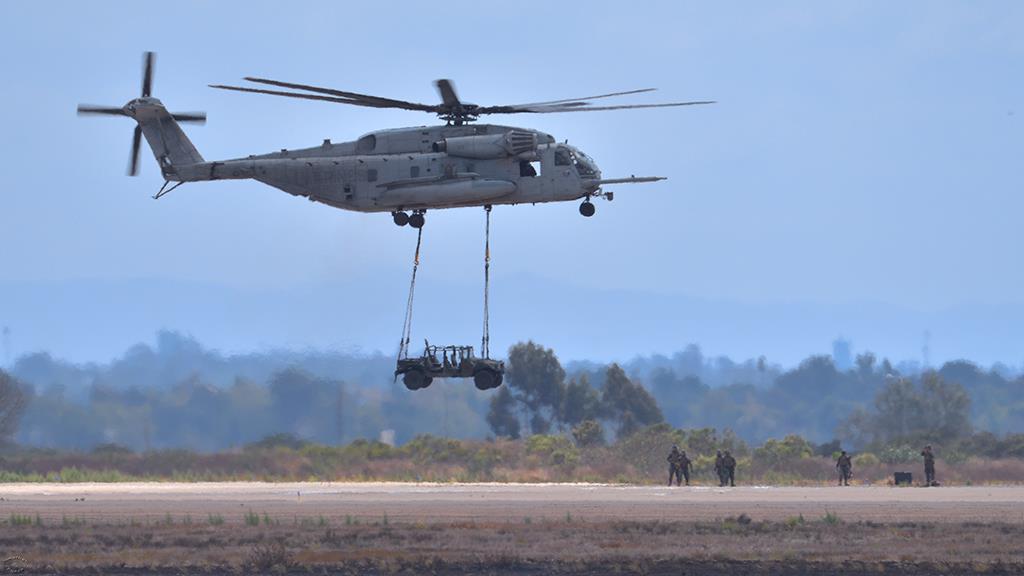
[409,211,426,229]
[579,201,596,217]
[392,211,409,227]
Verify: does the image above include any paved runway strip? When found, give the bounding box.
[2,483,1022,523]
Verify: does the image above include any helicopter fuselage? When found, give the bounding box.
[171,123,604,213]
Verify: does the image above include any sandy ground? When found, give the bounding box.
[2,482,1023,523]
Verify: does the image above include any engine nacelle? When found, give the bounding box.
[433,131,538,160]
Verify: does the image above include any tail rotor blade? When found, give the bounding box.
[170,112,207,124]
[77,105,126,117]
[141,51,155,97]
[128,124,142,176]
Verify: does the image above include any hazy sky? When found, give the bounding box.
[0,1,1021,367]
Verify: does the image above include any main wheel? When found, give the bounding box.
[392,211,409,226]
[579,201,596,217]
[403,368,429,390]
[409,212,425,228]
[474,369,500,391]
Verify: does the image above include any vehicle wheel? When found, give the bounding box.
[474,369,499,391]
[403,368,428,390]
[409,213,425,228]
[579,201,596,217]
[392,211,409,226]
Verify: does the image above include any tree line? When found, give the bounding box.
[1,332,1023,454]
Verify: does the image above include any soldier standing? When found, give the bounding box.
[679,449,692,486]
[835,450,853,486]
[921,445,936,486]
[722,450,737,487]
[714,450,725,486]
[667,445,684,486]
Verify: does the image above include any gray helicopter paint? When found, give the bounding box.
[140,99,598,213]
[80,54,705,217]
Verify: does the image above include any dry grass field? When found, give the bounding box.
[1,483,1024,574]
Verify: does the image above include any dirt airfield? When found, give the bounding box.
[3,483,1024,575]
[2,482,1023,523]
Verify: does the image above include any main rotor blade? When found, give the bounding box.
[210,83,437,111]
[128,124,142,176]
[512,88,658,108]
[171,112,207,124]
[141,51,154,97]
[77,105,127,116]
[516,100,717,113]
[243,77,436,111]
[435,79,461,107]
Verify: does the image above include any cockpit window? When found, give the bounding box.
[571,150,597,177]
[554,145,597,176]
[554,148,572,166]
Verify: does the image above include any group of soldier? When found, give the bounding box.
[666,445,736,487]
[667,444,939,487]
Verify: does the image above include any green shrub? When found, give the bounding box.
[9,514,33,526]
[402,435,467,464]
[245,433,309,451]
[572,420,606,447]
[526,435,579,468]
[467,446,503,478]
[879,444,919,464]
[852,452,880,468]
[753,435,813,467]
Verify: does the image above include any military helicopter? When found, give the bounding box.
[78,52,713,228]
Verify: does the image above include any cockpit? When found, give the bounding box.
[554,144,599,178]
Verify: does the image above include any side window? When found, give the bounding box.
[356,134,376,153]
[554,149,571,166]
[366,169,378,182]
[519,160,538,177]
[410,166,420,178]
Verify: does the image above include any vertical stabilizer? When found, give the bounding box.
[133,100,205,177]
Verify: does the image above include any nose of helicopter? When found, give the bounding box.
[566,146,602,191]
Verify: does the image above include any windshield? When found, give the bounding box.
[554,145,598,177]
[568,146,598,177]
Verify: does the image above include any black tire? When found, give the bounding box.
[474,369,499,391]
[393,212,409,226]
[403,368,428,390]
[409,213,425,228]
[579,202,596,217]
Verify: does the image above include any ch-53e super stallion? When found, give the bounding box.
[78,52,713,228]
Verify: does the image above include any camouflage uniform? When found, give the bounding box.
[679,451,692,486]
[722,451,736,487]
[714,451,725,486]
[836,451,853,486]
[667,446,684,486]
[921,446,936,486]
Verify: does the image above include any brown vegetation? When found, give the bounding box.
[3,428,1024,486]
[0,515,1022,574]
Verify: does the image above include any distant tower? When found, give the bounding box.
[922,330,932,369]
[832,337,853,371]
[1,326,10,367]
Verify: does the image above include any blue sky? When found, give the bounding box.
[0,1,1022,367]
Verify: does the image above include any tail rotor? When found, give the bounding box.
[77,51,206,176]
